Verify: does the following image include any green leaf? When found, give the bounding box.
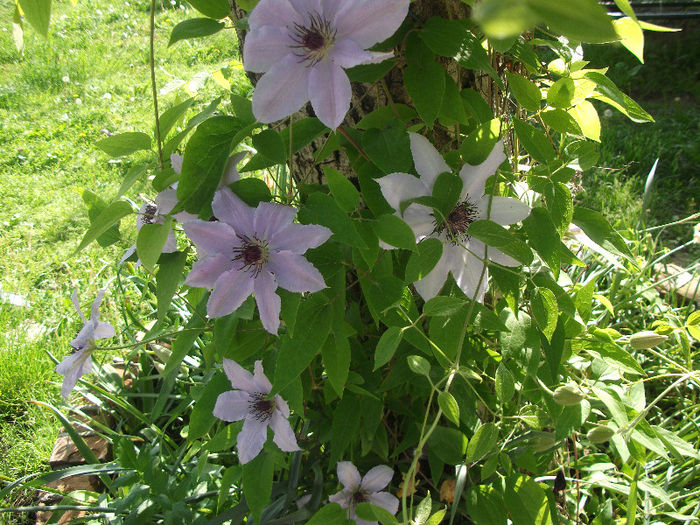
[374,326,403,370]
[325,167,361,212]
[614,17,644,63]
[495,363,515,403]
[156,251,186,322]
[168,18,224,46]
[424,296,465,317]
[473,0,538,40]
[541,109,582,136]
[158,98,195,139]
[404,59,445,128]
[432,172,463,217]
[177,116,244,213]
[82,190,121,246]
[547,77,575,108]
[96,132,151,157]
[18,0,51,37]
[531,287,558,341]
[229,178,272,206]
[299,193,366,248]
[569,100,601,141]
[467,422,498,462]
[408,355,431,377]
[76,200,132,252]
[252,128,287,164]
[374,214,416,251]
[513,119,556,164]
[356,503,400,524]
[357,104,418,130]
[323,334,351,396]
[573,206,633,259]
[362,124,413,174]
[186,0,230,18]
[136,221,171,272]
[189,371,231,440]
[428,426,468,464]
[545,182,573,237]
[438,391,460,426]
[272,294,331,395]
[406,238,443,283]
[585,71,653,123]
[459,118,502,165]
[346,59,397,83]
[242,453,274,524]
[454,31,503,87]
[525,0,618,44]
[468,219,533,265]
[306,503,346,525]
[505,72,541,112]
[523,207,560,277]
[420,17,470,57]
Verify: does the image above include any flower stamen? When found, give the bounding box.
[249,392,274,422]
[233,234,268,276]
[434,200,479,244]
[289,12,336,66]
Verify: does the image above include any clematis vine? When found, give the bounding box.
[213,359,300,464]
[329,461,399,525]
[377,133,531,303]
[56,290,115,399]
[183,187,331,334]
[243,0,410,129]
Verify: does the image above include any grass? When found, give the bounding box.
[0,0,248,517]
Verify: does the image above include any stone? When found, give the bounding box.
[49,433,112,468]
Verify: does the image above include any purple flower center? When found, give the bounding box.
[435,200,479,243]
[249,392,274,422]
[233,235,268,276]
[290,13,336,66]
[351,489,368,506]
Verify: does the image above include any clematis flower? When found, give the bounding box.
[377,133,531,302]
[243,0,410,129]
[329,462,399,525]
[56,290,115,399]
[183,187,331,334]
[213,359,300,464]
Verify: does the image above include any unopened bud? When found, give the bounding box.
[629,331,668,349]
[586,425,615,443]
[553,384,586,406]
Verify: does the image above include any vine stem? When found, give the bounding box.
[150,0,164,169]
[337,125,371,162]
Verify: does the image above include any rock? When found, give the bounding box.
[49,433,111,469]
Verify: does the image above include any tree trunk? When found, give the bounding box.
[227,0,485,186]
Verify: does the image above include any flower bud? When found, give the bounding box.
[553,384,586,406]
[586,425,615,443]
[629,331,668,349]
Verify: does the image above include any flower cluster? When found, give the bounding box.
[377,133,531,303]
[243,0,410,129]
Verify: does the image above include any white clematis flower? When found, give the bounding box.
[213,359,300,464]
[377,133,531,302]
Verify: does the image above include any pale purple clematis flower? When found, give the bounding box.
[244,0,410,129]
[183,187,331,334]
[377,133,531,303]
[329,462,399,525]
[56,290,115,399]
[213,359,300,464]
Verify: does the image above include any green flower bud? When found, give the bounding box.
[629,331,668,349]
[553,384,586,406]
[586,425,615,443]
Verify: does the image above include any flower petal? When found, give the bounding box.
[253,202,297,240]
[207,269,255,318]
[330,38,376,69]
[328,489,350,507]
[479,196,531,225]
[376,172,430,213]
[367,491,399,516]
[252,53,310,124]
[56,350,92,399]
[460,141,506,201]
[403,203,435,240]
[487,246,521,267]
[451,242,489,302]
[248,0,300,29]
[119,244,137,265]
[184,220,237,256]
[274,394,290,418]
[170,154,183,174]
[243,25,294,73]
[212,187,255,235]
[413,246,453,300]
[308,59,351,130]
[289,0,323,19]
[223,358,258,392]
[185,254,232,289]
[409,132,451,190]
[254,271,281,335]
[268,223,332,253]
[252,360,272,393]
[337,461,362,490]
[213,390,251,422]
[270,410,301,452]
[361,465,394,493]
[93,321,115,340]
[155,187,178,215]
[267,251,327,293]
[333,0,410,49]
[237,416,268,464]
[162,230,178,253]
[71,289,86,322]
[220,151,247,188]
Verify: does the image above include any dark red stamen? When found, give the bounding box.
[434,200,479,243]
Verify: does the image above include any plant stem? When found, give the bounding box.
[337,125,371,162]
[150,0,164,170]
